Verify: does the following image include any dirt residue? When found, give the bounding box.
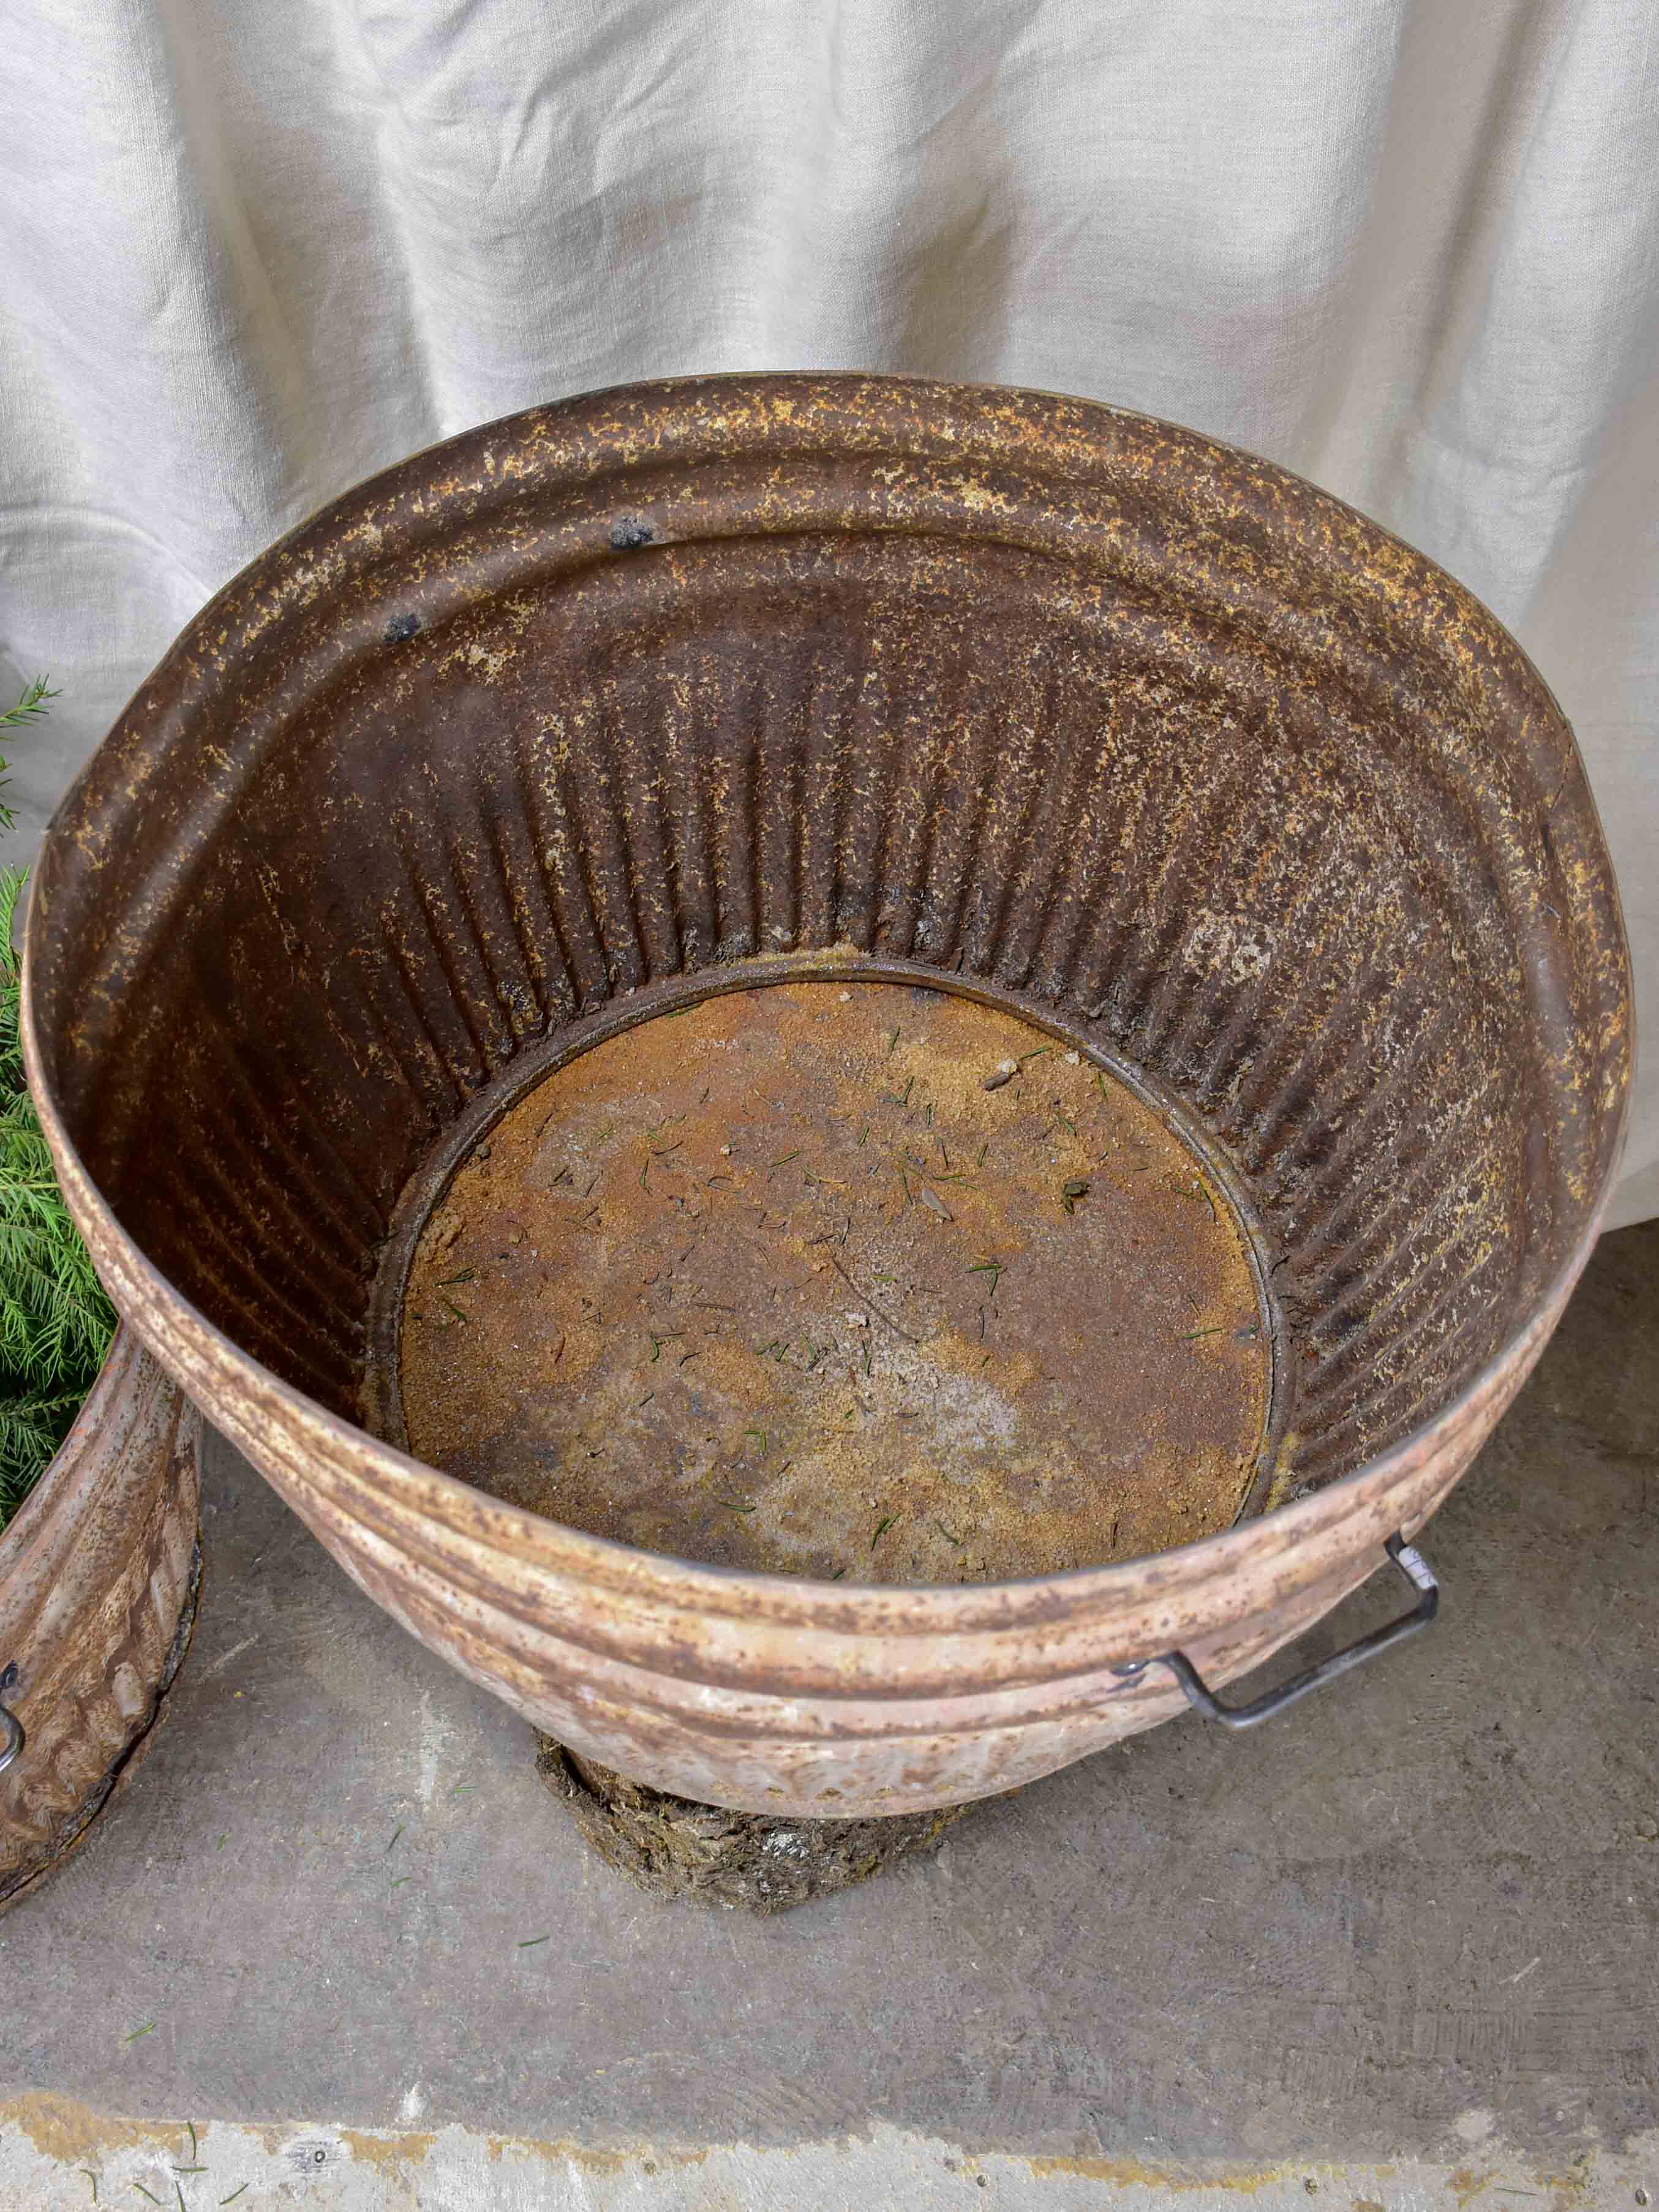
[9,2092,187,2165]
[394,981,1270,1583]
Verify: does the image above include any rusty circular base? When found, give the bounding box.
[0,1534,202,1917]
[383,972,1285,1584]
[535,1734,972,1912]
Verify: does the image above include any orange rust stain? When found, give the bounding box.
[481,2133,709,2174]
[1448,2166,1495,2206]
[336,2125,438,2173]
[1027,2153,1277,2191]
[6,2093,187,2165]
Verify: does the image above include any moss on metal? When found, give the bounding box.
[536,1737,974,1912]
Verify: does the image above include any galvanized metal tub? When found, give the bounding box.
[21,375,1630,1815]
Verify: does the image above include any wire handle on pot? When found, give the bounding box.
[0,1661,21,1776]
[1112,1533,1438,1731]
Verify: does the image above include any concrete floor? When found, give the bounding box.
[2,1222,1656,2209]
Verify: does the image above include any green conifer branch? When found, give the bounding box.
[0,683,115,1525]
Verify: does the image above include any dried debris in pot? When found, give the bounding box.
[394,979,1273,1584]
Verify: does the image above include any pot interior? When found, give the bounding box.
[26,379,1630,1579]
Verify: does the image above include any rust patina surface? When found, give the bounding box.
[393,979,1276,1583]
[0,1328,201,1905]
[20,375,1631,1813]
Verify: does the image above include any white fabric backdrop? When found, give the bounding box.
[2,0,1655,1222]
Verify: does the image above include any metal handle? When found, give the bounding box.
[0,1661,21,1777]
[1112,1532,1438,1731]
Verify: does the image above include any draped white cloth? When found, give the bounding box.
[2,0,1655,1222]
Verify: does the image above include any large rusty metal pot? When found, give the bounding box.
[0,1327,201,1905]
[21,376,1630,1816]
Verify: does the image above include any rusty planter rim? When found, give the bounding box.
[0,1327,126,1575]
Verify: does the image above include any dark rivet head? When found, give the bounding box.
[384,613,421,643]
[608,516,654,551]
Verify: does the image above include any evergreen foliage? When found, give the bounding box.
[0,682,115,1526]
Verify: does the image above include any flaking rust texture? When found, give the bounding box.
[0,1330,201,1906]
[21,374,1631,1811]
[396,981,1271,1583]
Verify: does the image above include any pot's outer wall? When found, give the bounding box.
[21,376,1631,1815]
[0,1327,201,1900]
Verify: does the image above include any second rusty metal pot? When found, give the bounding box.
[0,1327,201,1906]
[21,375,1631,1814]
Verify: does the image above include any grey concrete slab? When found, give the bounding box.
[3,1224,1656,2188]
